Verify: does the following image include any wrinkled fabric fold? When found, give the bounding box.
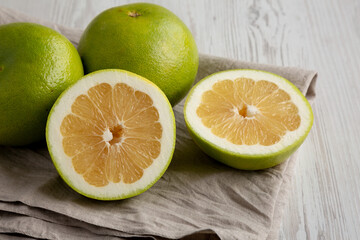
[0,6,317,240]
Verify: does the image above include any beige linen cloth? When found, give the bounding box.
[0,7,317,240]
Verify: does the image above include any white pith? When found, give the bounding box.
[47,70,175,199]
[102,128,113,142]
[185,70,312,155]
[246,105,258,118]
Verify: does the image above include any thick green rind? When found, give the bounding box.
[184,69,314,170]
[0,22,84,146]
[46,69,176,200]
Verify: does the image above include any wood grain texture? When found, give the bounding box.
[0,0,359,239]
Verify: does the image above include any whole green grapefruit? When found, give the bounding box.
[78,3,199,105]
[0,23,84,146]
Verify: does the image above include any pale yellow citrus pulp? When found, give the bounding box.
[60,82,163,187]
[196,78,301,146]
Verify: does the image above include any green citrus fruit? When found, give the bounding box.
[184,69,313,170]
[0,22,84,146]
[78,3,199,106]
[46,69,176,200]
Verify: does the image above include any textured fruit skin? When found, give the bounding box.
[184,69,314,170]
[78,3,199,106]
[0,23,84,146]
[186,128,305,170]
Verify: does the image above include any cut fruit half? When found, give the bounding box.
[184,69,313,170]
[46,70,175,200]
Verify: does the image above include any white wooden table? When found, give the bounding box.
[1,0,359,239]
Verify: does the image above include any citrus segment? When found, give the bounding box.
[60,81,162,187]
[184,69,313,170]
[46,70,175,200]
[60,114,104,136]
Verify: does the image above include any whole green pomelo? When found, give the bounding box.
[78,3,199,105]
[0,22,84,146]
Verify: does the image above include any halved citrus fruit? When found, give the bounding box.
[46,70,175,200]
[184,69,313,170]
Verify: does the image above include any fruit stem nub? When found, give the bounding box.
[128,11,141,17]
